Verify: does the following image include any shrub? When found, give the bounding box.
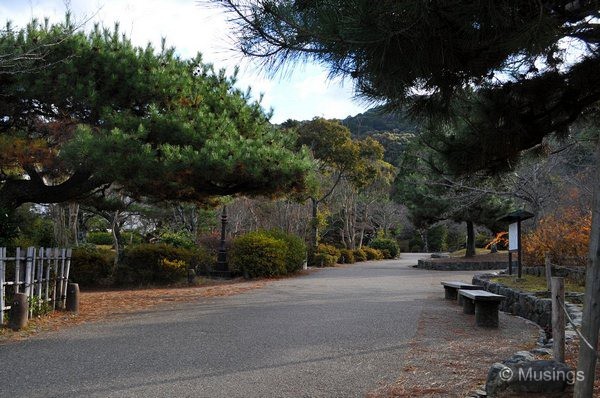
[264,229,307,273]
[87,231,113,245]
[317,243,341,260]
[158,230,196,249]
[308,243,341,266]
[230,231,287,278]
[363,247,384,260]
[523,206,590,267]
[369,237,399,259]
[339,249,355,264]
[353,248,367,262]
[312,253,337,267]
[71,244,115,287]
[118,243,209,285]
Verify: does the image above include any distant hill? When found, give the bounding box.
[340,106,419,138]
[340,106,419,165]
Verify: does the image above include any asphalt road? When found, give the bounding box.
[0,254,478,398]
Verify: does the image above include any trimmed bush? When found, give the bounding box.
[118,244,210,285]
[230,231,287,278]
[363,247,384,260]
[312,253,337,267]
[159,230,196,249]
[70,245,115,287]
[87,231,113,245]
[339,249,355,264]
[264,229,307,273]
[353,248,367,262]
[309,243,341,267]
[369,237,399,259]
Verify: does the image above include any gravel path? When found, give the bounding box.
[0,254,537,397]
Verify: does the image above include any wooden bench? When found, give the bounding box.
[441,281,480,302]
[458,289,505,328]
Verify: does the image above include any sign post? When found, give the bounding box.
[498,210,534,278]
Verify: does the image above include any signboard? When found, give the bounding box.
[508,222,518,251]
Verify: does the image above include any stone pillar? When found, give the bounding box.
[8,293,28,331]
[66,283,80,313]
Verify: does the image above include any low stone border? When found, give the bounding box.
[472,273,583,334]
[417,260,507,271]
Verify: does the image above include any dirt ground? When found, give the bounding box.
[0,276,272,343]
[367,296,541,398]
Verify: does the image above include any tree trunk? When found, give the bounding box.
[310,198,319,260]
[574,138,600,398]
[466,220,476,257]
[419,229,429,252]
[111,211,123,270]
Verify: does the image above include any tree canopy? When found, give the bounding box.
[216,0,600,172]
[0,17,312,212]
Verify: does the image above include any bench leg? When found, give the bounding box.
[475,301,500,328]
[462,297,475,314]
[458,295,464,306]
[444,286,457,300]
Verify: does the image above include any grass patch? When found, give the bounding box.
[449,248,508,257]
[491,274,585,293]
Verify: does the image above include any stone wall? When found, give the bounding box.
[417,259,507,271]
[472,274,552,331]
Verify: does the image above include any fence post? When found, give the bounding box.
[25,247,34,317]
[52,248,59,310]
[62,249,72,310]
[14,247,21,294]
[58,248,66,310]
[0,247,5,326]
[545,253,553,291]
[551,277,565,363]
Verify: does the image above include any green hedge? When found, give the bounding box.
[363,247,384,260]
[264,229,307,273]
[87,231,114,245]
[70,245,115,287]
[353,248,367,262]
[369,238,399,259]
[312,253,337,267]
[230,232,287,278]
[339,249,355,264]
[118,243,212,285]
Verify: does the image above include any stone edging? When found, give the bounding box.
[416,260,507,271]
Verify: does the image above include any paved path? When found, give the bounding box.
[1,254,481,397]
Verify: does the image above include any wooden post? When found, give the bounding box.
[52,248,59,310]
[36,247,43,311]
[15,247,21,294]
[0,247,5,326]
[551,277,565,363]
[508,251,513,275]
[44,248,51,304]
[545,253,553,291]
[62,249,72,309]
[57,248,66,310]
[517,221,523,279]
[25,247,34,317]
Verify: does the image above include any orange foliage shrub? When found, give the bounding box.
[522,206,591,267]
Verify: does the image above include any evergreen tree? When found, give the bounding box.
[0,18,312,217]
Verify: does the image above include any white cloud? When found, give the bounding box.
[1,0,368,122]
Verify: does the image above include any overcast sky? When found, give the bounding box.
[2,0,370,123]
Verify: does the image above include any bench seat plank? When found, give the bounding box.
[441,281,479,289]
[458,289,504,301]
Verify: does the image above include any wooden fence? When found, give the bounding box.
[0,247,72,326]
